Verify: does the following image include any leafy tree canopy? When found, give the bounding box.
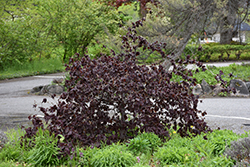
[0,0,123,68]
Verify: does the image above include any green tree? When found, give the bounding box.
[33,0,121,61]
[0,0,56,69]
[0,20,55,69]
[0,0,31,21]
[0,0,122,68]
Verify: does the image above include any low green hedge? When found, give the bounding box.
[184,43,250,62]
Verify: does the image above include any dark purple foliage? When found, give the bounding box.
[22,19,216,156]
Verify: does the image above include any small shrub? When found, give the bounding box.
[66,145,98,167]
[224,137,250,166]
[0,144,23,162]
[155,133,200,166]
[137,132,162,153]
[0,128,25,162]
[240,52,250,60]
[154,145,199,166]
[210,156,235,166]
[198,155,234,167]
[90,144,135,167]
[25,128,61,167]
[207,130,242,156]
[127,136,151,155]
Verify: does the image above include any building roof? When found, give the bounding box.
[234,22,250,31]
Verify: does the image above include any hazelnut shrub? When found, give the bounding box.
[22,19,230,156]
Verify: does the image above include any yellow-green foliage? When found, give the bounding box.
[184,44,250,62]
[0,0,121,69]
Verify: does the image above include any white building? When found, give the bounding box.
[200,22,250,43]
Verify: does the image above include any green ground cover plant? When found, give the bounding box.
[1,128,250,166]
[24,128,61,166]
[90,144,136,167]
[127,132,162,155]
[192,63,250,86]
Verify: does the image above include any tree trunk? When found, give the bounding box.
[139,0,147,18]
[63,48,68,62]
[220,29,233,44]
[161,15,201,71]
[220,19,234,44]
[219,0,238,44]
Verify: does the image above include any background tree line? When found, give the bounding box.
[0,0,249,71]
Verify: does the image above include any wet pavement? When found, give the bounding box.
[0,73,64,142]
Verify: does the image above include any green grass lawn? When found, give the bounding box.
[192,63,250,85]
[0,58,65,80]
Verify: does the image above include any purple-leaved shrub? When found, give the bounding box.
[21,19,230,156]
